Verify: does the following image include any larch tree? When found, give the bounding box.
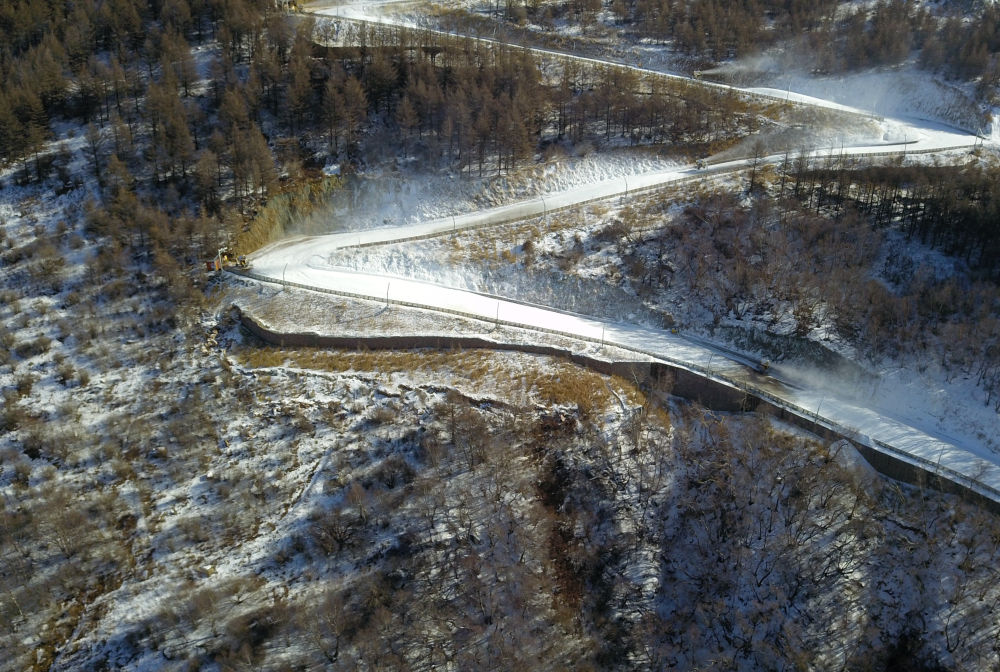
[285,51,313,133]
[85,122,106,186]
[396,94,419,155]
[322,73,346,152]
[194,149,221,214]
[340,75,368,148]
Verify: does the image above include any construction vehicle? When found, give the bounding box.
[206,248,249,272]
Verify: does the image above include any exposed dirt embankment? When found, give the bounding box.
[237,304,1000,513]
[237,305,752,412]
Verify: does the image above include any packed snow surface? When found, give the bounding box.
[272,0,997,500]
[248,151,996,506]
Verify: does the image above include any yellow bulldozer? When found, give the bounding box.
[207,249,250,272]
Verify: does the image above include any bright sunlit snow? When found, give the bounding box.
[248,10,997,500]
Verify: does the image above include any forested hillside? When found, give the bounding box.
[2,0,1000,670]
[479,0,1000,94]
[0,0,769,271]
[2,0,993,240]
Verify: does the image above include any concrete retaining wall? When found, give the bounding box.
[652,362,755,413]
[238,308,999,514]
[757,400,1000,514]
[239,308,654,385]
[240,310,761,415]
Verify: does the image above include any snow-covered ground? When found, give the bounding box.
[287,100,977,239]
[246,37,995,502]
[1,2,998,669]
[300,151,686,235]
[306,0,996,136]
[750,67,991,135]
[264,2,1000,506]
[248,226,1000,504]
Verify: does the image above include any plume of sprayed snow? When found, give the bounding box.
[700,52,788,79]
[710,46,987,133]
[284,151,682,238]
[770,67,984,133]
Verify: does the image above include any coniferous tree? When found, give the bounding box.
[194,149,221,214]
[341,76,368,148]
[0,92,25,163]
[285,51,313,133]
[396,95,419,151]
[85,122,106,186]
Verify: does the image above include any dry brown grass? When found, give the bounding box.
[523,362,648,418]
[235,345,497,382]
[233,344,652,419]
[587,202,610,218]
[760,101,794,122]
[233,176,343,256]
[444,204,614,269]
[755,164,780,189]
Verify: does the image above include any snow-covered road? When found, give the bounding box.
[309,1,982,154]
[307,0,990,138]
[248,222,1000,503]
[244,1,1000,502]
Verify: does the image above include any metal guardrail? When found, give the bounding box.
[346,170,722,251]
[280,10,990,501]
[230,265,1000,506]
[233,138,989,504]
[330,143,975,257]
[317,14,986,136]
[323,14,846,121]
